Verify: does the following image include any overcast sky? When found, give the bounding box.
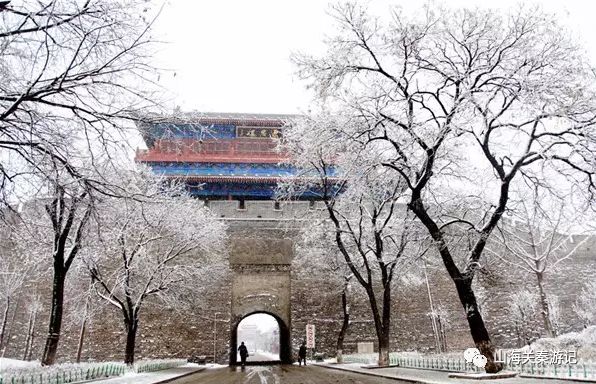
[151,0,596,115]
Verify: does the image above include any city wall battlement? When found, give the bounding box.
[206,200,326,220]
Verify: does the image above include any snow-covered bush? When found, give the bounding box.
[0,358,187,384]
[134,359,187,373]
[0,361,126,384]
[529,326,596,361]
[574,281,596,328]
[508,289,538,346]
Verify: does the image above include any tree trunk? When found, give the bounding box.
[378,337,390,367]
[536,273,555,338]
[2,299,20,355]
[369,284,392,367]
[454,279,502,373]
[365,289,390,366]
[23,309,37,361]
[42,270,65,366]
[23,311,33,360]
[27,310,37,361]
[124,318,138,365]
[0,297,10,351]
[378,284,391,367]
[336,288,350,363]
[437,315,448,352]
[76,317,87,363]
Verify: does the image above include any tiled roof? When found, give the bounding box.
[165,175,341,184]
[138,112,302,127]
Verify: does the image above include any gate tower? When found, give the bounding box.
[135,112,331,364]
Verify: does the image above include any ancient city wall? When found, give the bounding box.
[1,200,594,364]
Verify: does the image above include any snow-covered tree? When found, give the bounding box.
[281,117,424,366]
[574,281,596,328]
[0,0,161,205]
[0,219,31,353]
[0,261,26,353]
[2,178,87,367]
[490,192,590,337]
[22,296,43,361]
[62,272,101,364]
[293,215,354,363]
[508,289,538,346]
[39,172,93,365]
[85,171,227,365]
[292,2,596,372]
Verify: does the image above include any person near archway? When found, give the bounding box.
[238,341,249,366]
[298,341,307,366]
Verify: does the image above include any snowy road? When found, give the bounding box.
[168,365,409,384]
[245,352,279,362]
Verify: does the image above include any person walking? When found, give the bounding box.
[298,341,307,366]
[238,341,249,366]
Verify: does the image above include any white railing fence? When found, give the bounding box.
[0,359,187,384]
[342,353,596,380]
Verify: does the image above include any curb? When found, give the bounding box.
[314,363,442,384]
[152,367,206,384]
[316,363,596,384]
[448,371,518,380]
[519,374,596,383]
[72,367,206,384]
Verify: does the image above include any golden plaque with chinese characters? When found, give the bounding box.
[236,126,282,139]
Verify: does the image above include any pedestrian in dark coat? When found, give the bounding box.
[238,342,249,366]
[298,341,307,366]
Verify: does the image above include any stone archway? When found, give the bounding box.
[227,223,295,365]
[229,269,292,365]
[231,311,291,365]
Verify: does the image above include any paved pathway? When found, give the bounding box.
[168,365,410,383]
[317,363,596,384]
[245,351,279,362]
[89,363,596,384]
[90,366,204,384]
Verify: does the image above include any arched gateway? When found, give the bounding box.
[136,113,324,365]
[228,229,294,364]
[234,312,286,363]
[236,313,282,362]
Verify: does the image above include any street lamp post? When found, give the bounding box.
[213,312,220,363]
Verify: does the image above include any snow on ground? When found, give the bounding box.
[253,351,280,361]
[185,362,227,369]
[526,325,596,361]
[0,358,39,371]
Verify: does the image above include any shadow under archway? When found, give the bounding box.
[230,311,292,365]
